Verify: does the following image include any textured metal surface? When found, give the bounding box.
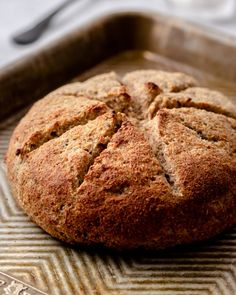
[1,12,236,295]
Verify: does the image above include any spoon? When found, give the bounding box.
[12,0,77,45]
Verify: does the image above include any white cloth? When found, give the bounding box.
[0,0,236,68]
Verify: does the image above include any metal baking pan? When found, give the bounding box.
[1,11,236,295]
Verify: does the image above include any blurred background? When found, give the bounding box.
[0,0,236,68]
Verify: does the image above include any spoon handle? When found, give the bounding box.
[12,0,77,45]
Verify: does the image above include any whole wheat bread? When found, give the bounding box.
[6,70,236,250]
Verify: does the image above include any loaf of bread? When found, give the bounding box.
[6,70,236,250]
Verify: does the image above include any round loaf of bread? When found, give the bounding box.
[6,70,236,250]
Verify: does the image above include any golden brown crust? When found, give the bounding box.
[6,70,236,250]
[49,72,131,113]
[123,70,197,114]
[148,87,236,119]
